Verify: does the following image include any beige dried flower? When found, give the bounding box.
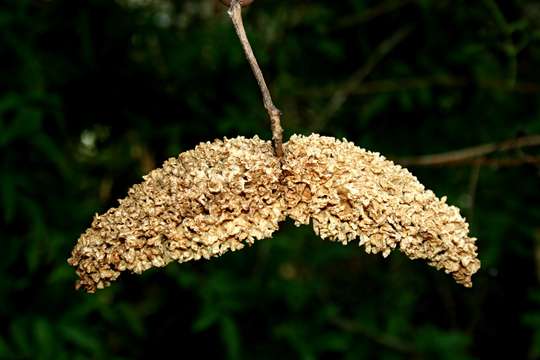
[68,134,480,292]
[283,134,480,287]
[68,136,285,292]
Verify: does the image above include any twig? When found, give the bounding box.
[329,316,414,354]
[226,0,284,158]
[336,0,414,29]
[482,0,518,88]
[345,77,540,94]
[301,76,540,97]
[398,135,540,166]
[312,26,412,130]
[477,156,540,167]
[467,159,482,222]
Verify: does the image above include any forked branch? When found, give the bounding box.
[226,0,284,158]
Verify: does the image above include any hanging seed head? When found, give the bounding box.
[68,134,480,292]
[283,134,480,287]
[68,136,285,293]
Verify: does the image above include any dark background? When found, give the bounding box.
[2,0,540,359]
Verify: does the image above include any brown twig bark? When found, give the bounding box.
[226,0,284,158]
[300,76,540,97]
[399,135,540,166]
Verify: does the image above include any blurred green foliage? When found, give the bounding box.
[1,0,540,359]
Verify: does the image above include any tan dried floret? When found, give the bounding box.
[68,134,480,292]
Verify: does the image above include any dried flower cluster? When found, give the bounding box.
[68,134,480,292]
[283,135,480,287]
[69,137,285,292]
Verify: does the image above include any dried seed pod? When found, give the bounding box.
[68,134,480,292]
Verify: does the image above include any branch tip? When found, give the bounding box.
[225,0,284,159]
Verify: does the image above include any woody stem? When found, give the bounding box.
[227,0,284,158]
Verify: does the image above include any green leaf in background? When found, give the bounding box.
[118,303,145,337]
[58,324,101,354]
[0,335,13,358]
[9,319,31,358]
[220,316,242,360]
[315,331,349,353]
[33,318,55,360]
[0,107,42,147]
[192,309,220,333]
[0,173,16,223]
[31,133,70,177]
[415,326,474,360]
[274,321,315,360]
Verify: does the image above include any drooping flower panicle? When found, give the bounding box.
[284,135,480,287]
[68,134,480,292]
[69,137,285,292]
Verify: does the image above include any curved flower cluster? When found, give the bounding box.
[68,136,285,292]
[283,135,480,287]
[68,134,480,292]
